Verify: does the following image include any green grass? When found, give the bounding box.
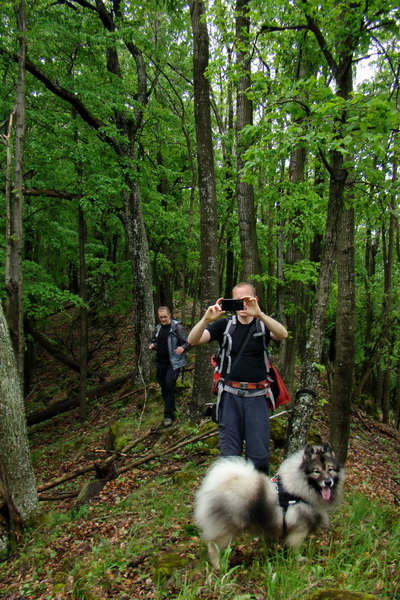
[2,473,398,600]
[1,390,399,600]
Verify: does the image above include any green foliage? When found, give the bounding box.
[1,0,399,403]
[23,261,85,320]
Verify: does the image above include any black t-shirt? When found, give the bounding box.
[207,318,271,382]
[157,324,171,363]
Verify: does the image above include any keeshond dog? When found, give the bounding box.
[194,442,345,568]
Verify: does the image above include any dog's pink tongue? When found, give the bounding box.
[322,487,331,501]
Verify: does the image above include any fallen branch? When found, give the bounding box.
[118,429,218,474]
[37,463,96,492]
[36,425,217,501]
[27,371,136,426]
[116,386,150,402]
[39,492,78,501]
[25,321,103,380]
[37,428,155,492]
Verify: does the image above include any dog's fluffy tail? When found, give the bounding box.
[194,457,283,544]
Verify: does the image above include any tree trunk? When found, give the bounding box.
[122,177,154,384]
[395,356,400,431]
[235,0,262,301]
[380,150,397,423]
[281,144,307,389]
[5,0,26,384]
[382,367,391,424]
[329,205,356,463]
[102,12,155,384]
[359,226,378,397]
[189,0,219,420]
[287,140,349,453]
[286,4,356,454]
[78,204,88,422]
[281,44,314,388]
[4,108,15,289]
[0,301,39,541]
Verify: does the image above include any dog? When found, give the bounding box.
[194,442,345,568]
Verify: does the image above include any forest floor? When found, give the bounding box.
[1,313,399,599]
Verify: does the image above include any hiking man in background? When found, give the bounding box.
[188,282,288,474]
[149,307,190,427]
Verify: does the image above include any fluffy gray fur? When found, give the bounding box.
[194,442,345,568]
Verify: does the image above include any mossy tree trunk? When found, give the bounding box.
[0,303,39,542]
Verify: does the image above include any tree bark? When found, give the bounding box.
[329,205,356,463]
[281,143,307,385]
[189,0,219,420]
[4,109,15,288]
[380,154,396,423]
[0,300,38,539]
[235,0,263,301]
[122,177,154,384]
[5,0,26,384]
[78,204,88,422]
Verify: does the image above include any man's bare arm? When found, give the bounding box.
[188,299,223,346]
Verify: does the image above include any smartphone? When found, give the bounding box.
[221,298,244,312]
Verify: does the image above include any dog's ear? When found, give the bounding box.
[303,444,315,460]
[322,442,334,456]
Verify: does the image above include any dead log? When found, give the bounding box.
[27,371,136,426]
[25,321,103,380]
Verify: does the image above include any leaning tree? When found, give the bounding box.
[0,302,38,547]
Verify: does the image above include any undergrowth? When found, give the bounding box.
[1,459,399,599]
[1,383,399,599]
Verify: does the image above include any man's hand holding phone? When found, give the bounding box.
[220,298,245,312]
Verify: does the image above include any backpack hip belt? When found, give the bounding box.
[223,383,269,398]
[225,379,267,390]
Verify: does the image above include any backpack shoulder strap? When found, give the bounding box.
[253,318,271,372]
[215,316,236,375]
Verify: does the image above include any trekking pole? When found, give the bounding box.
[269,410,290,420]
